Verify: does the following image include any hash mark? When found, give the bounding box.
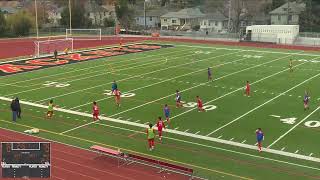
[217,135,222,139]
[241,140,246,143]
[295,150,299,154]
[281,147,286,151]
[184,129,189,132]
[174,127,179,130]
[195,131,200,135]
[309,153,313,157]
[229,138,234,141]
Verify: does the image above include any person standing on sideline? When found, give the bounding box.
[54,50,58,60]
[10,99,18,122]
[256,128,264,152]
[15,97,21,119]
[146,123,155,151]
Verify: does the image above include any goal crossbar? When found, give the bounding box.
[66,29,102,40]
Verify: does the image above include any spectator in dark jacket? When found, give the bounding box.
[10,99,18,122]
[15,97,21,119]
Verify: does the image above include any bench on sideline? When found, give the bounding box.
[90,145,194,179]
[127,153,194,179]
[90,145,127,167]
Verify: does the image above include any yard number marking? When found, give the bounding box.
[104,90,136,98]
[43,81,70,88]
[181,101,217,111]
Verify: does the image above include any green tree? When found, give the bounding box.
[7,11,33,36]
[104,17,115,27]
[115,0,134,29]
[60,1,90,28]
[0,11,6,37]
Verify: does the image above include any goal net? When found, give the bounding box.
[66,29,102,40]
[34,38,74,58]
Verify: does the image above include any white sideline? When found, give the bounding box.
[268,106,320,148]
[108,54,292,118]
[206,60,320,136]
[0,96,319,165]
[173,44,320,57]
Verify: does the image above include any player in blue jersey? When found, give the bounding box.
[208,67,212,81]
[175,90,182,108]
[164,104,170,124]
[303,90,310,111]
[256,128,264,152]
[111,80,118,94]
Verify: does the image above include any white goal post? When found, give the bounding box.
[34,38,74,58]
[66,29,102,40]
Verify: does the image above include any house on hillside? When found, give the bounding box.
[135,8,168,28]
[200,12,228,33]
[269,1,306,25]
[48,6,64,26]
[160,8,205,30]
[0,0,22,17]
[86,1,115,26]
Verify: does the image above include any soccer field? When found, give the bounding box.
[1,41,320,179]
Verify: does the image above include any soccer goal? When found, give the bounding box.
[66,29,102,40]
[34,38,74,58]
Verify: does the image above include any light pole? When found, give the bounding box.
[35,0,39,39]
[69,0,72,30]
[144,0,146,30]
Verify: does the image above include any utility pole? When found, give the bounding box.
[287,0,289,25]
[227,0,231,32]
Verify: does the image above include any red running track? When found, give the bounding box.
[1,36,320,61]
[0,128,193,180]
[0,37,142,60]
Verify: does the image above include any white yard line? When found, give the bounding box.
[6,58,169,97]
[0,96,319,165]
[71,53,246,110]
[268,106,320,148]
[28,49,239,103]
[207,67,320,136]
[109,52,292,118]
[171,55,301,122]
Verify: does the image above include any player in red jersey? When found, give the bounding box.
[92,101,99,121]
[156,117,165,142]
[114,89,121,107]
[245,81,250,97]
[196,96,205,112]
